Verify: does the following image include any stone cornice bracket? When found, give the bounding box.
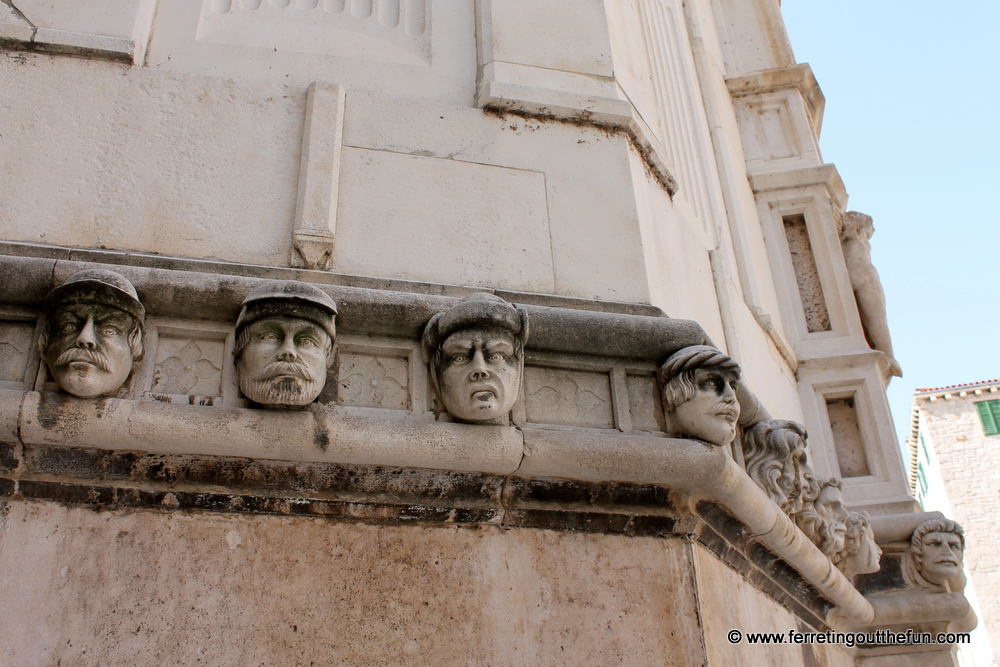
[726,63,825,139]
[291,82,347,271]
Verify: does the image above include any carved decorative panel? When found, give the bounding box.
[0,321,36,384]
[524,366,615,429]
[197,0,430,63]
[626,373,665,433]
[151,337,226,397]
[338,352,409,411]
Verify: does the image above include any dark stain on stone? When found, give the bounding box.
[312,406,329,452]
[857,554,906,594]
[0,442,19,473]
[503,476,675,514]
[36,391,72,430]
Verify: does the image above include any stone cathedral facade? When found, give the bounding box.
[0,1,975,665]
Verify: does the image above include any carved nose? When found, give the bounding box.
[468,350,490,381]
[75,317,98,349]
[721,383,736,402]
[276,336,299,361]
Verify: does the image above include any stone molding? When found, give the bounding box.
[726,63,825,139]
[0,388,872,631]
[0,0,156,63]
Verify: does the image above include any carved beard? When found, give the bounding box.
[241,362,322,406]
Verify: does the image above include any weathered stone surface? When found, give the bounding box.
[694,544,855,667]
[0,502,708,666]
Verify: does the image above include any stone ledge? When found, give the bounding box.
[0,388,872,631]
[748,163,849,212]
[0,245,665,318]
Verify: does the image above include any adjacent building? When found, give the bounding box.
[909,379,1000,665]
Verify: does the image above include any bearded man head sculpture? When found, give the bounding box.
[658,345,741,447]
[421,293,529,425]
[39,269,146,398]
[742,420,812,513]
[903,519,966,593]
[234,282,338,408]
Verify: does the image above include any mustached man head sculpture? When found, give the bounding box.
[234,281,338,408]
[39,270,145,398]
[421,293,529,425]
[903,519,966,593]
[658,345,741,447]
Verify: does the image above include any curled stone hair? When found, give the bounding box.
[834,511,871,566]
[742,420,807,509]
[910,518,964,553]
[657,345,741,411]
[840,210,874,242]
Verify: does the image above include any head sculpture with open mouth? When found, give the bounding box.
[422,293,529,425]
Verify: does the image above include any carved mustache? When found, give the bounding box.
[252,361,315,383]
[713,402,739,420]
[54,346,112,373]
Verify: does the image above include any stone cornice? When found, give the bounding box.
[726,63,825,138]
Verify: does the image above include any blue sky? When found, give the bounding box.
[780,1,1000,446]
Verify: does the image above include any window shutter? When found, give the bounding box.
[976,400,1000,436]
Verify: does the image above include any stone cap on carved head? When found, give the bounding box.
[421,293,529,363]
[45,269,146,323]
[657,345,741,386]
[236,281,338,341]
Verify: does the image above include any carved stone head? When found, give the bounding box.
[234,281,338,408]
[421,293,529,425]
[903,519,965,592]
[841,210,875,242]
[742,420,811,512]
[812,477,850,559]
[835,512,882,580]
[658,345,741,447]
[39,269,145,398]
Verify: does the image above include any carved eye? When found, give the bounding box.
[489,353,507,362]
[261,332,280,342]
[60,323,78,333]
[452,355,468,363]
[101,327,121,337]
[297,336,318,349]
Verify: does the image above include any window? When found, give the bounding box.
[975,399,1000,436]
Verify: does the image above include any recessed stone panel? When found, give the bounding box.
[0,321,35,384]
[338,352,410,411]
[626,373,665,433]
[334,148,555,292]
[150,336,226,398]
[524,366,615,428]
